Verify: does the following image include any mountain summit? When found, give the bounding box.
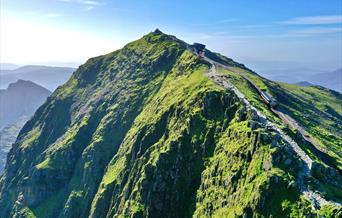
[0,30,341,217]
[0,79,51,129]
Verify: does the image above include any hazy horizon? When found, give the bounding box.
[1,0,341,76]
[1,2,342,216]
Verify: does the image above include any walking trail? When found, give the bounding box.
[204,56,341,209]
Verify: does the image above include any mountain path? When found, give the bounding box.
[204,56,341,209]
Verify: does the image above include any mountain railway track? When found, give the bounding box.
[201,54,341,209]
[211,57,339,171]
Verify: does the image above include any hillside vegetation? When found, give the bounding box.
[0,30,341,217]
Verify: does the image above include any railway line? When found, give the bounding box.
[211,58,337,170]
[201,54,341,208]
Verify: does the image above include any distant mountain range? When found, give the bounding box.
[0,63,74,175]
[0,65,75,91]
[309,68,342,92]
[0,80,52,174]
[259,67,342,93]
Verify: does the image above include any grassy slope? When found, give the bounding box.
[269,82,342,168]
[89,50,317,217]
[218,65,342,204]
[0,31,341,218]
[218,66,342,170]
[90,51,222,217]
[0,31,187,217]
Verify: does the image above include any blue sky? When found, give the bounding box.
[1,0,341,76]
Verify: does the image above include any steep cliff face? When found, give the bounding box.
[0,30,341,218]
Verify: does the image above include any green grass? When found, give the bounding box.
[193,116,312,217]
[267,80,342,170]
[21,126,41,149]
[89,48,266,217]
[318,204,342,217]
[103,157,126,186]
[32,190,65,218]
[218,64,342,170]
[218,66,280,123]
[2,30,341,218]
[20,207,37,218]
[35,158,53,170]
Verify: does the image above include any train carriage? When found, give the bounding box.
[260,91,277,108]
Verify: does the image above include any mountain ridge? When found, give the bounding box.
[0,65,75,91]
[0,30,341,217]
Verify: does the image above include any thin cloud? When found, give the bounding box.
[57,0,104,10]
[282,15,342,25]
[197,27,341,43]
[85,6,95,11]
[82,0,102,6]
[290,27,342,35]
[258,28,342,38]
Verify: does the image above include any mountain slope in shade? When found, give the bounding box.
[0,80,51,129]
[0,65,75,91]
[0,118,27,174]
[0,30,341,217]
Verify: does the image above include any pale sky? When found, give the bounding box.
[1,12,127,66]
[1,0,341,73]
